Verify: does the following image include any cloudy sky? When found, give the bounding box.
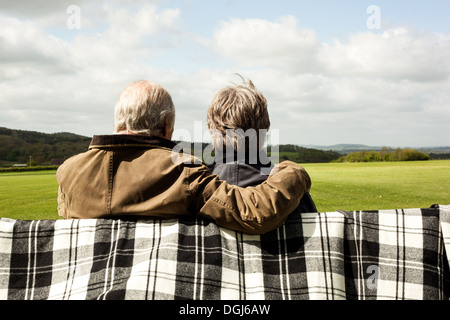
[1,0,450,147]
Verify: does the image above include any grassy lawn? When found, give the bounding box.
[0,160,449,220]
[302,160,450,212]
[0,170,60,220]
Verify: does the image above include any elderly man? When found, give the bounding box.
[207,77,317,213]
[56,80,311,234]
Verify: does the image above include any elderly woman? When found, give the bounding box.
[207,78,317,213]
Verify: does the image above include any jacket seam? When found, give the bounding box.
[209,196,266,223]
[185,166,192,198]
[107,151,113,215]
[89,144,174,151]
[210,196,233,211]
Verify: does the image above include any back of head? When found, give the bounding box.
[114,80,175,136]
[207,77,270,152]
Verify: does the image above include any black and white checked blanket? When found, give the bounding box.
[0,205,449,300]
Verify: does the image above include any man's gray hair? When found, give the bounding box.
[114,80,175,136]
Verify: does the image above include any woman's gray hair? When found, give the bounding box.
[113,80,175,136]
[207,77,270,151]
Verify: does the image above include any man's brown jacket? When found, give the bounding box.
[56,135,311,234]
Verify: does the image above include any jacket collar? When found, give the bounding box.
[89,134,178,150]
[211,149,273,168]
[207,150,274,187]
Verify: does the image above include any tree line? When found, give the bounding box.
[0,127,440,167]
[0,127,91,166]
[0,128,346,166]
[269,144,342,163]
[334,147,430,163]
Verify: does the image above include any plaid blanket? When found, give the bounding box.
[0,205,449,300]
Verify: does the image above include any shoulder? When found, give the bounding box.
[56,148,105,180]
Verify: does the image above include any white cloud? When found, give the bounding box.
[0,16,67,68]
[0,1,449,147]
[213,17,450,82]
[0,0,72,17]
[0,4,185,135]
[209,16,450,146]
[213,15,319,73]
[317,27,450,81]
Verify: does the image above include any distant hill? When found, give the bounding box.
[1,127,449,166]
[0,127,345,166]
[0,127,91,166]
[269,144,342,163]
[301,143,450,155]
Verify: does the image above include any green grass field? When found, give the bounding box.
[0,160,449,220]
[302,160,450,212]
[0,170,60,220]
